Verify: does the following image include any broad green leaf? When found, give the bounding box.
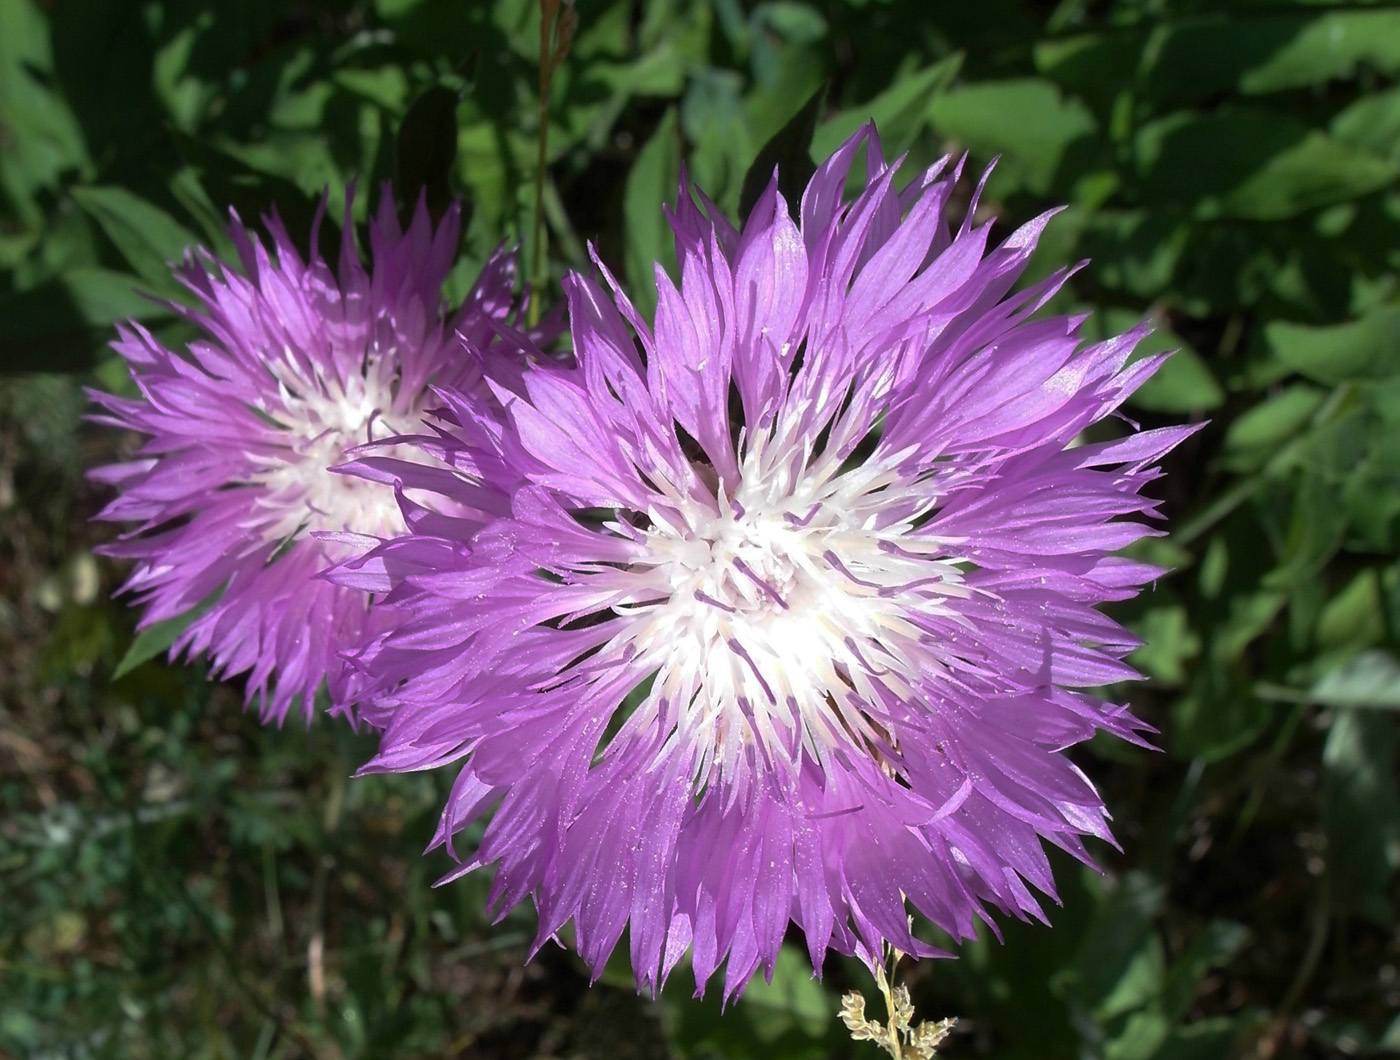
[1311,650,1400,711]
[1054,872,1164,1020]
[1134,110,1399,220]
[1106,1010,1169,1060]
[745,6,827,111]
[112,592,221,681]
[1317,570,1387,654]
[1323,709,1400,922]
[682,68,752,212]
[1383,1013,1400,1050]
[1160,921,1249,1022]
[1132,347,1224,413]
[170,131,335,262]
[1266,308,1400,386]
[1134,12,1400,102]
[1130,605,1200,688]
[929,78,1096,195]
[455,117,518,240]
[624,108,680,316]
[1046,13,1400,114]
[70,186,199,289]
[0,269,167,374]
[1223,385,1326,456]
[334,66,411,113]
[662,942,842,1058]
[1238,11,1400,94]
[1079,211,1185,299]
[1261,475,1348,589]
[737,944,832,1038]
[812,52,962,160]
[1154,1016,1255,1060]
[1331,87,1400,164]
[0,0,92,213]
[1171,681,1270,762]
[753,2,827,46]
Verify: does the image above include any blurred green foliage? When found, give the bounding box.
[3,0,1400,1056]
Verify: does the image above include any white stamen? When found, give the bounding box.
[249,352,423,547]
[603,418,969,791]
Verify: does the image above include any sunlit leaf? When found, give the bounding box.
[1134,110,1399,220]
[624,107,680,316]
[71,186,199,289]
[929,77,1096,194]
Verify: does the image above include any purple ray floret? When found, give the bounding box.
[339,127,1197,996]
[91,188,529,723]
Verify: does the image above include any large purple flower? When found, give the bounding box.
[342,128,1194,996]
[92,189,528,723]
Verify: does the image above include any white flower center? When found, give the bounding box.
[610,421,970,790]
[250,349,421,548]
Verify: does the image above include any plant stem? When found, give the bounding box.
[876,948,905,1060]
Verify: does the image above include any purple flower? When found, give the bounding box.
[91,189,528,723]
[342,128,1195,996]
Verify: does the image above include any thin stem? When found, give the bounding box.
[529,44,549,329]
[875,950,905,1060]
[529,1,575,328]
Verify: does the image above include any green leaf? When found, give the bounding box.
[1079,211,1186,300]
[812,52,962,160]
[1055,872,1164,1020]
[624,108,680,318]
[70,186,199,290]
[1049,13,1400,115]
[112,592,222,681]
[1160,921,1250,1022]
[0,269,168,374]
[737,944,832,1038]
[1236,11,1400,94]
[1134,110,1399,220]
[1134,347,1225,413]
[0,0,92,214]
[170,131,334,263]
[753,2,827,46]
[682,68,751,212]
[1223,385,1326,458]
[1317,570,1387,654]
[1266,308,1400,386]
[737,80,826,225]
[1154,1016,1256,1060]
[662,942,842,1058]
[1261,475,1348,589]
[1323,708,1400,922]
[1106,1010,1170,1060]
[929,78,1096,195]
[1331,87,1400,165]
[1311,650,1400,711]
[395,84,461,220]
[1130,605,1200,688]
[1135,12,1400,103]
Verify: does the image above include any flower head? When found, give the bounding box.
[342,128,1194,996]
[92,188,529,723]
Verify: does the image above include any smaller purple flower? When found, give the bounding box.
[91,188,529,723]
